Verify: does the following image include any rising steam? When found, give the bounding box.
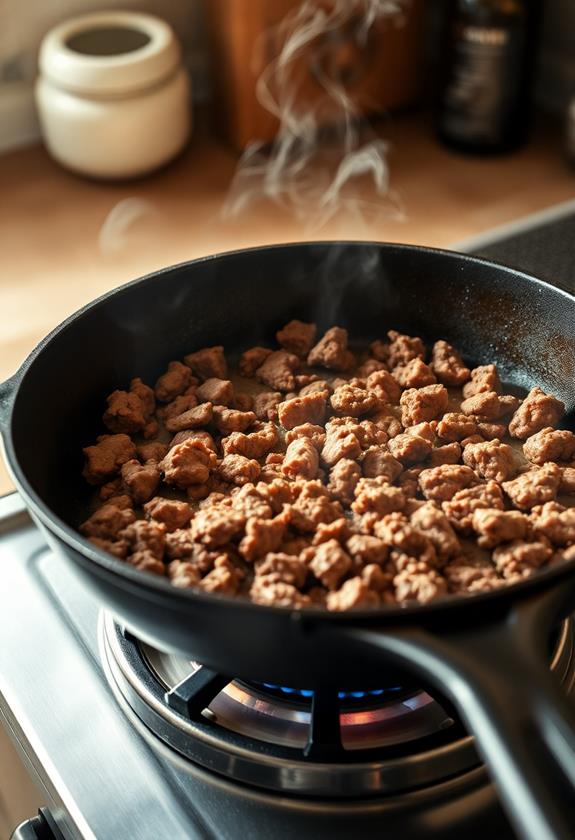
[222,0,409,229]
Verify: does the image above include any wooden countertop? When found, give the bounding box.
[1,112,574,494]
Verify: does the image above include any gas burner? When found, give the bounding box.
[101,612,575,798]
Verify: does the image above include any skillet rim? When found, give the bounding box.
[3,240,575,624]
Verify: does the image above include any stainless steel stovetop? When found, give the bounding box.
[2,201,575,839]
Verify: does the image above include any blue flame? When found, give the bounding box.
[261,683,403,700]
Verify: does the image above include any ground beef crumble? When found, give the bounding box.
[79,321,573,610]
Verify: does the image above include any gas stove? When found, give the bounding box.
[1,492,574,840]
[3,202,575,839]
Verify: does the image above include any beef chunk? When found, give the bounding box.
[388,432,433,465]
[121,519,166,562]
[196,378,235,407]
[170,429,216,451]
[497,394,521,417]
[436,413,478,442]
[369,339,388,362]
[477,421,508,441]
[370,407,403,438]
[250,578,310,608]
[460,391,501,420]
[471,508,529,548]
[155,361,192,402]
[255,552,308,587]
[321,426,362,467]
[509,387,565,440]
[222,422,279,459]
[410,503,460,559]
[193,506,245,548]
[308,540,352,590]
[239,347,273,377]
[121,459,161,504]
[103,390,147,434]
[352,479,406,516]
[431,340,470,386]
[463,440,517,482]
[531,504,575,546]
[312,517,351,545]
[159,439,217,488]
[253,391,282,421]
[83,434,137,485]
[442,481,505,533]
[330,418,388,449]
[282,438,319,480]
[360,446,403,481]
[199,555,241,595]
[493,540,552,580]
[88,536,129,559]
[561,467,575,495]
[400,384,448,426]
[144,497,192,531]
[444,556,502,594]
[355,358,387,378]
[167,560,201,588]
[373,513,436,564]
[386,330,426,368]
[307,327,354,371]
[430,442,462,467]
[327,459,361,506]
[346,534,389,566]
[231,484,274,519]
[327,577,379,610]
[523,428,575,465]
[392,359,436,389]
[278,392,327,429]
[211,406,255,434]
[160,394,198,422]
[165,402,213,432]
[393,569,447,604]
[330,384,378,417]
[234,392,254,412]
[276,320,317,357]
[299,378,332,396]
[289,481,343,533]
[129,377,156,418]
[285,423,326,450]
[366,369,402,404]
[219,454,261,486]
[80,503,136,540]
[503,463,562,510]
[418,465,477,502]
[184,346,227,381]
[463,364,502,399]
[239,516,288,562]
[256,350,300,392]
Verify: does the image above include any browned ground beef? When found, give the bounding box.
[80,324,574,610]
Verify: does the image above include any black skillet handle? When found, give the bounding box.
[346,582,575,840]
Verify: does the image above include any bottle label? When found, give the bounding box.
[442,21,525,144]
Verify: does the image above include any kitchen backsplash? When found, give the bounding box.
[0,0,573,153]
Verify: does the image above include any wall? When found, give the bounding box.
[0,0,209,152]
[0,0,574,152]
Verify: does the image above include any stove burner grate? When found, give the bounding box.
[101,613,575,798]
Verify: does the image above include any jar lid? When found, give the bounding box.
[38,11,181,96]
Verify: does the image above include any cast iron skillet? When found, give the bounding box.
[1,242,575,839]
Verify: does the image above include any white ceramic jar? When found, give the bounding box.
[35,11,191,179]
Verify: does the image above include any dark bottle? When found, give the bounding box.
[437,0,539,154]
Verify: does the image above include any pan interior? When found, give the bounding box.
[7,242,575,618]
